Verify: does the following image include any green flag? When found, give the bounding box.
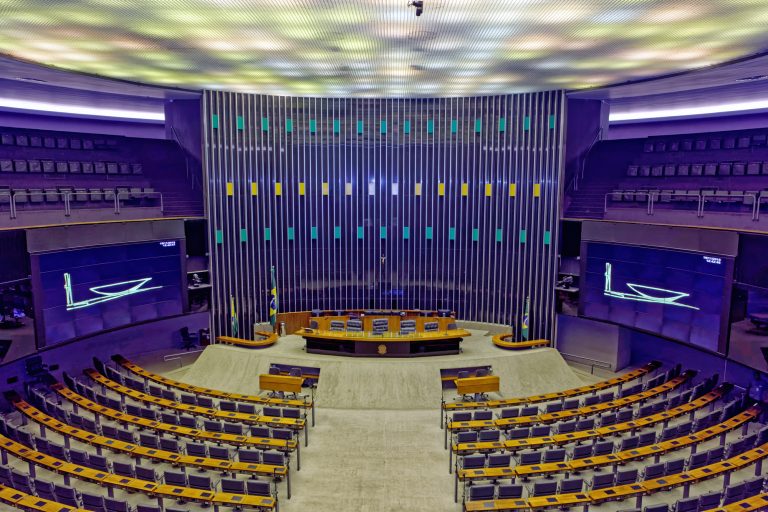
[521,296,530,340]
[230,295,239,337]
[269,266,278,327]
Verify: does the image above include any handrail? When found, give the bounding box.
[115,190,163,214]
[558,351,613,374]
[605,190,760,220]
[604,190,656,215]
[10,191,71,219]
[700,191,759,220]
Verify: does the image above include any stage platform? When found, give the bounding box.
[181,328,583,409]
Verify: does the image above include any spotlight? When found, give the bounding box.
[408,0,424,16]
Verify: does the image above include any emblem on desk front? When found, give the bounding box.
[378,344,387,355]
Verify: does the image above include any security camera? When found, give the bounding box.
[408,0,424,16]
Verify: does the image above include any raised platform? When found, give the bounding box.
[181,329,583,409]
[299,328,469,357]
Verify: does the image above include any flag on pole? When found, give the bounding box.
[269,266,278,327]
[230,295,239,337]
[521,296,530,340]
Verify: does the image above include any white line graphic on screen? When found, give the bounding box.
[64,272,162,311]
[603,263,699,310]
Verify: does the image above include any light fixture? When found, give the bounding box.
[408,0,424,17]
[609,98,768,122]
[0,97,165,122]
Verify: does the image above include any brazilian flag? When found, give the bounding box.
[521,296,530,340]
[269,266,278,327]
[230,295,239,337]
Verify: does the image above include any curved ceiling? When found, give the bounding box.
[2,1,768,97]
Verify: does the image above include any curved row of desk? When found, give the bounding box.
[492,334,550,350]
[217,332,278,349]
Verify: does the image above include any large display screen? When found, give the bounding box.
[37,241,183,346]
[581,243,730,353]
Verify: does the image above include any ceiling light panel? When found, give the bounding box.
[1,0,768,97]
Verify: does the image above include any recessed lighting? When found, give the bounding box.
[735,75,768,82]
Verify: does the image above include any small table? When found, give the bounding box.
[259,374,305,394]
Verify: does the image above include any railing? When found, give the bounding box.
[5,191,164,220]
[162,349,204,370]
[604,191,761,220]
[559,351,613,374]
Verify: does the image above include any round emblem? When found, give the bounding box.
[377,344,387,355]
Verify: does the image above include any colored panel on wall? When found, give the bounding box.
[519,229,527,243]
[391,183,399,195]
[533,183,541,197]
[250,182,258,196]
[485,183,492,197]
[380,226,387,239]
[403,120,411,134]
[226,182,234,196]
[472,228,479,242]
[298,182,305,196]
[451,119,458,133]
[414,183,422,196]
[425,226,433,240]
[357,120,364,134]
[448,227,456,241]
[322,182,329,196]
[215,230,223,244]
[287,227,295,241]
[264,227,271,241]
[334,226,341,239]
[474,119,482,133]
[311,226,318,240]
[345,182,353,196]
[499,117,506,131]
[333,119,340,134]
[403,226,410,239]
[523,116,531,131]
[240,229,248,243]
[211,114,219,129]
[496,229,503,242]
[437,183,445,196]
[549,115,556,129]
[357,226,364,239]
[309,119,317,133]
[236,116,244,130]
[461,183,468,196]
[285,118,293,132]
[426,119,434,134]
[368,181,376,196]
[544,230,551,245]
[261,117,269,131]
[509,183,517,197]
[274,182,282,196]
[380,120,387,134]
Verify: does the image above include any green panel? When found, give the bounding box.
[287,227,295,241]
[425,226,433,240]
[523,116,531,131]
[474,119,482,133]
[380,120,387,134]
[403,226,410,239]
[333,119,341,134]
[549,114,556,129]
[544,230,551,245]
[211,114,219,129]
[264,227,271,241]
[236,116,244,130]
[426,119,434,134]
[472,228,479,242]
[357,226,364,239]
[380,226,387,239]
[495,228,503,242]
[239,228,247,242]
[311,226,318,240]
[403,120,411,134]
[334,226,341,239]
[451,119,458,133]
[499,117,506,132]
[519,229,527,243]
[309,119,317,133]
[357,120,364,134]
[448,227,456,241]
[215,229,223,244]
[286,118,293,132]
[261,117,269,131]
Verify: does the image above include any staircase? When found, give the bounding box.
[563,180,616,219]
[142,140,205,218]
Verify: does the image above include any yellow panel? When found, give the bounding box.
[509,183,517,197]
[345,182,353,196]
[322,182,329,196]
[438,183,445,196]
[485,183,492,197]
[533,183,541,197]
[226,182,234,196]
[275,182,282,196]
[415,182,422,196]
[298,182,305,196]
[461,183,468,196]
[250,182,258,196]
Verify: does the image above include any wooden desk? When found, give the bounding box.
[464,498,530,511]
[529,492,591,509]
[492,334,550,350]
[218,332,278,348]
[0,483,91,511]
[455,376,500,396]
[260,374,304,394]
[708,493,768,511]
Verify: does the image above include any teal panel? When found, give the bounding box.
[261,117,269,131]
[403,226,410,239]
[357,120,364,134]
[495,228,502,242]
[264,227,271,241]
[333,119,340,134]
[239,228,247,242]
[523,116,531,131]
[311,226,318,240]
[404,120,411,134]
[357,226,364,239]
[287,227,295,241]
[448,227,456,241]
[380,120,387,134]
[334,226,341,239]
[286,118,293,132]
[309,119,316,133]
[544,230,551,245]
[215,229,223,244]
[474,119,482,133]
[499,117,506,132]
[451,119,458,133]
[211,114,219,129]
[472,228,479,242]
[236,116,244,130]
[425,226,433,240]
[519,229,527,243]
[380,226,387,239]
[549,114,556,129]
[427,119,434,134]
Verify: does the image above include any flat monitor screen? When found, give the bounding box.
[36,240,183,346]
[581,242,730,353]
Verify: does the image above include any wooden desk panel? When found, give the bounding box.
[260,374,304,394]
[218,333,278,348]
[0,484,91,512]
[455,376,500,396]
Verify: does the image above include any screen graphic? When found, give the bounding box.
[581,243,730,353]
[37,241,183,346]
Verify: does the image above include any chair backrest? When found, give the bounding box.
[113,461,134,478]
[209,445,231,460]
[163,470,187,486]
[262,450,285,465]
[263,406,282,417]
[497,484,523,499]
[238,449,261,463]
[592,472,614,490]
[543,448,565,463]
[473,410,492,421]
[643,462,665,479]
[674,497,699,512]
[246,480,272,496]
[468,484,495,501]
[452,412,471,422]
[519,450,541,465]
[462,454,486,469]
[665,458,685,474]
[186,442,208,457]
[531,425,550,437]
[478,429,499,442]
[572,443,593,459]
[487,453,510,468]
[531,481,557,497]
[643,505,669,512]
[520,406,538,416]
[507,427,529,439]
[134,464,156,482]
[500,408,519,418]
[221,477,246,494]
[615,468,638,485]
[188,474,212,490]
[697,491,721,508]
[559,478,583,494]
[105,497,131,512]
[221,400,238,411]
